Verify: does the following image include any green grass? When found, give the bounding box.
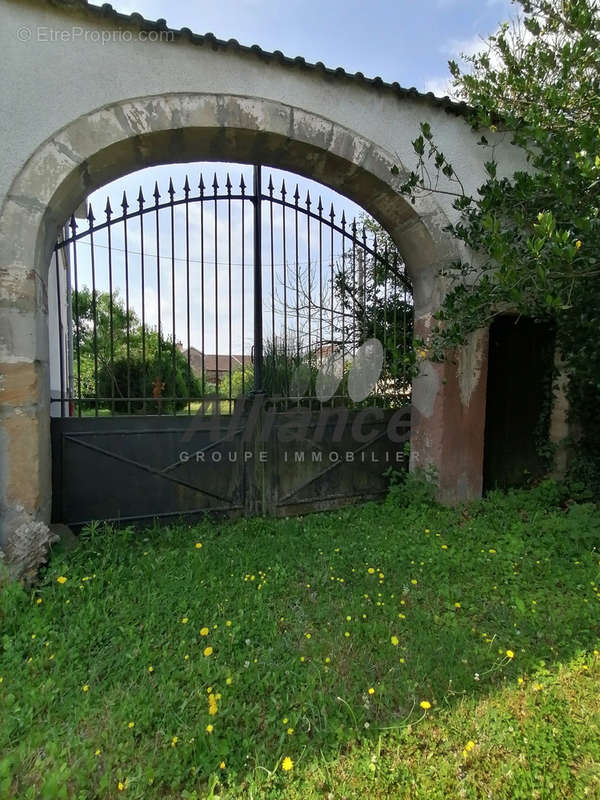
[1,480,600,798]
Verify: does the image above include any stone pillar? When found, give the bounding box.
[0,262,53,557]
[409,313,489,504]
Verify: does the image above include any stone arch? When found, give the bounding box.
[0,92,486,547]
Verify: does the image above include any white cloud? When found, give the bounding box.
[423,75,455,99]
[443,33,490,60]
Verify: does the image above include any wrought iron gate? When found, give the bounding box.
[50,165,412,527]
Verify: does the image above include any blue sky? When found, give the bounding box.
[69,0,517,362]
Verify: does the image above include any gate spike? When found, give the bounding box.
[225,172,232,193]
[168,177,175,199]
[305,190,311,208]
[69,213,78,233]
[329,202,335,221]
[121,190,129,212]
[341,210,346,226]
[198,174,205,196]
[239,174,246,194]
[105,197,112,219]
[183,175,190,197]
[153,181,161,205]
[317,196,323,215]
[280,179,287,199]
[267,175,274,195]
[351,217,357,235]
[137,186,145,208]
[293,184,300,204]
[87,202,95,225]
[212,172,219,193]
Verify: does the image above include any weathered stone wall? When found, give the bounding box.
[0,0,528,564]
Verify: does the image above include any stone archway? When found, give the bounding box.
[0,92,489,552]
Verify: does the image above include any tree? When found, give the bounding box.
[334,216,416,404]
[74,288,202,413]
[397,0,600,491]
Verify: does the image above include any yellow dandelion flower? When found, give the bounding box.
[506,650,514,659]
[411,579,417,585]
[182,617,189,624]
[305,633,311,639]
[82,684,89,693]
[226,620,232,627]
[226,677,232,685]
[576,240,582,249]
[300,656,305,662]
[36,597,42,604]
[391,635,399,646]
[148,666,154,672]
[344,631,350,637]
[368,687,375,695]
[118,781,125,791]
[206,724,214,733]
[287,728,294,735]
[220,761,226,769]
[368,568,375,574]
[419,700,431,710]
[95,749,101,756]
[441,544,448,550]
[200,627,209,636]
[282,756,294,772]
[195,542,203,549]
[455,602,461,608]
[171,736,178,747]
[203,646,213,657]
[128,722,134,729]
[57,576,67,584]
[282,717,288,724]
[325,656,331,664]
[425,528,430,534]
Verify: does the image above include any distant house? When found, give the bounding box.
[182,346,252,386]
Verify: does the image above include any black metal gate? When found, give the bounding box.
[50,165,413,527]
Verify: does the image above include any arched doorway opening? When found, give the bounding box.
[48,159,415,525]
[0,92,487,545]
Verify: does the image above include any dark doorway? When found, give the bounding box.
[483,316,555,492]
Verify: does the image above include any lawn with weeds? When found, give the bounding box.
[1,479,600,798]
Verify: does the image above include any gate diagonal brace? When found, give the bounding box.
[159,427,247,475]
[63,434,231,505]
[278,428,393,504]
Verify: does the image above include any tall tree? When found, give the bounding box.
[74,288,201,413]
